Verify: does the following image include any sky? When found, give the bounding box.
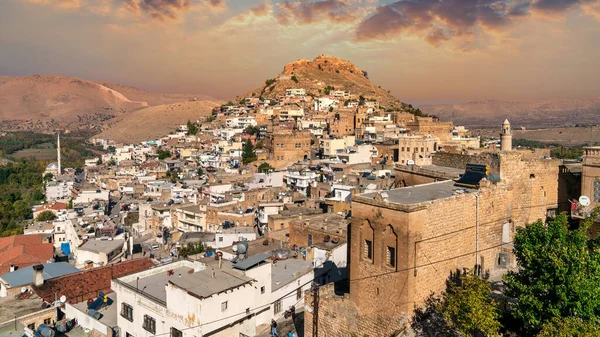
[1,0,599,105]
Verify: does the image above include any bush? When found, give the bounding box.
[36,210,56,222]
[291,76,299,83]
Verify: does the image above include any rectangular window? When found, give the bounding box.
[297,288,302,300]
[143,315,156,334]
[364,240,373,260]
[170,328,182,337]
[387,246,396,267]
[261,286,265,294]
[595,179,600,202]
[219,237,223,242]
[44,318,52,325]
[221,301,228,312]
[274,299,282,314]
[121,303,133,322]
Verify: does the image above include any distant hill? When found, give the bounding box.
[243,55,401,108]
[95,100,221,144]
[419,98,600,127]
[0,75,217,133]
[99,81,212,107]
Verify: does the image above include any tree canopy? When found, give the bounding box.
[36,210,56,222]
[241,139,257,165]
[186,120,198,136]
[504,212,600,334]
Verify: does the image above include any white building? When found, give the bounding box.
[320,136,356,157]
[284,170,318,196]
[75,239,128,267]
[314,97,339,111]
[335,144,378,165]
[226,116,258,129]
[111,259,273,337]
[286,88,306,97]
[46,180,74,202]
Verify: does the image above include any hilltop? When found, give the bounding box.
[243,55,401,108]
[0,75,215,133]
[420,98,600,128]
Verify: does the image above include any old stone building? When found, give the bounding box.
[265,130,311,168]
[397,134,440,165]
[406,116,453,142]
[305,149,569,337]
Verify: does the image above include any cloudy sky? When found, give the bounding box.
[1,0,599,104]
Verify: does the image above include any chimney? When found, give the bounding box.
[211,268,215,279]
[9,264,16,272]
[33,264,44,287]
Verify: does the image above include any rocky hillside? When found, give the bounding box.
[243,55,401,108]
[99,81,212,107]
[95,100,221,144]
[420,98,600,128]
[0,75,215,133]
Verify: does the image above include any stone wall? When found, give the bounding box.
[432,152,501,174]
[304,283,408,337]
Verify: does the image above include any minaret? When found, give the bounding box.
[57,132,62,175]
[500,119,512,151]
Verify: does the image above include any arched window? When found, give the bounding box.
[384,225,398,269]
[361,220,374,262]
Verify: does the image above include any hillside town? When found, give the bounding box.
[0,88,592,337]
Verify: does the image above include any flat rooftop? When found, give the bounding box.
[220,238,287,256]
[71,292,118,328]
[290,213,348,233]
[272,259,313,291]
[169,268,253,299]
[79,239,125,254]
[356,180,475,206]
[127,266,192,303]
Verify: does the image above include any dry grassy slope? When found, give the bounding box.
[99,81,214,106]
[243,55,400,108]
[96,100,222,144]
[420,98,600,127]
[0,75,148,122]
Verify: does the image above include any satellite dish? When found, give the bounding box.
[580,195,591,207]
[20,287,27,293]
[60,295,67,303]
[407,160,415,165]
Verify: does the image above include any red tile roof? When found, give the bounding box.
[34,202,67,213]
[33,258,154,304]
[0,235,54,274]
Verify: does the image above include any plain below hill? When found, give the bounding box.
[95,100,221,144]
[419,98,600,128]
[243,55,401,109]
[0,74,215,134]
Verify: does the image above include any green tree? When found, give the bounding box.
[43,173,53,181]
[67,198,73,209]
[35,210,56,222]
[186,120,198,136]
[244,125,260,135]
[441,271,501,337]
[157,149,171,160]
[538,317,600,337]
[241,139,257,165]
[504,212,600,334]
[291,76,299,83]
[13,200,32,219]
[197,167,204,177]
[258,162,274,173]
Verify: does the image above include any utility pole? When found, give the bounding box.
[311,282,319,337]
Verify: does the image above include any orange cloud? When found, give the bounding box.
[354,0,599,47]
[26,0,81,9]
[275,0,360,25]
